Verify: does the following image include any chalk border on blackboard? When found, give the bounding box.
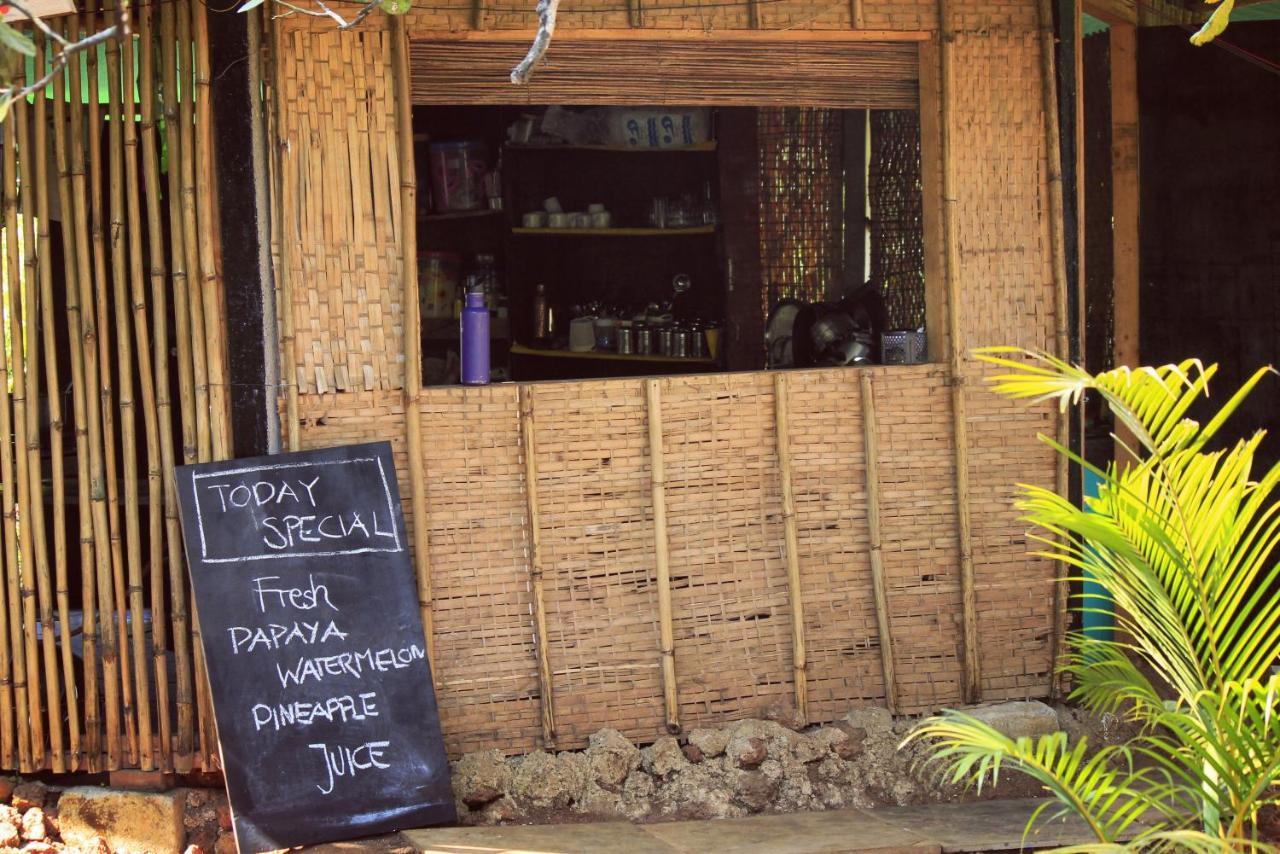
[189,456,403,563]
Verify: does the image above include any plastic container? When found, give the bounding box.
[419,251,460,319]
[460,288,490,385]
[428,140,487,212]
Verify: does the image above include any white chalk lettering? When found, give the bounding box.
[276,643,426,687]
[226,619,347,655]
[251,574,338,613]
[308,740,392,795]
[251,691,382,732]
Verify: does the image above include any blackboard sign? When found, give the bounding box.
[176,442,455,853]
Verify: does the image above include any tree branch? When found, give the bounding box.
[511,0,560,84]
[1,19,119,112]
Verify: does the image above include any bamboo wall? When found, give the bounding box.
[269,0,1064,757]
[0,6,231,773]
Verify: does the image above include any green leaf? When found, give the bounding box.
[237,0,266,12]
[379,0,411,15]
[0,21,36,59]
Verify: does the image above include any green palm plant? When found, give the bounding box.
[905,348,1280,853]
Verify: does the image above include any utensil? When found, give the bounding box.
[548,212,570,228]
[617,321,634,355]
[590,211,612,228]
[522,211,547,228]
[636,324,653,355]
[569,317,596,352]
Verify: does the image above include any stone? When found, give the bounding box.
[724,719,798,764]
[9,784,45,813]
[653,765,741,821]
[19,809,45,842]
[732,769,779,812]
[584,729,641,792]
[832,723,868,759]
[619,771,656,822]
[510,751,582,810]
[0,779,13,805]
[790,732,826,764]
[843,706,894,738]
[452,749,512,809]
[731,736,767,769]
[759,701,806,731]
[0,821,18,849]
[18,841,56,853]
[686,727,728,759]
[641,736,687,778]
[56,787,186,854]
[214,831,237,854]
[183,846,206,854]
[964,701,1059,740]
[215,802,231,833]
[681,743,704,764]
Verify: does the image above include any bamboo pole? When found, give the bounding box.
[12,88,47,769]
[936,2,981,705]
[192,0,231,459]
[1,99,33,773]
[83,16,126,770]
[859,373,898,713]
[160,0,198,770]
[123,7,161,773]
[105,18,154,768]
[518,387,556,749]
[139,0,175,771]
[52,24,93,770]
[23,36,66,772]
[178,0,211,466]
[390,17,435,672]
[1037,0,1074,700]
[644,379,679,734]
[851,0,866,29]
[104,18,142,768]
[772,373,807,726]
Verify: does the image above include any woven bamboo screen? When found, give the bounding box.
[0,5,230,774]
[870,110,927,330]
[757,108,844,315]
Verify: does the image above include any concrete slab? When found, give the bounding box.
[859,799,1098,852]
[402,821,682,854]
[641,809,940,854]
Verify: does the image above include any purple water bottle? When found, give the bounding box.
[460,286,490,385]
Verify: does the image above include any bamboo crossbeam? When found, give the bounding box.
[859,373,898,712]
[12,91,46,769]
[519,388,557,749]
[644,379,679,734]
[1037,0,1074,699]
[159,0,197,770]
[1,105,32,772]
[936,2,981,704]
[772,373,808,726]
[52,24,92,769]
[23,41,65,771]
[390,17,436,675]
[139,0,176,770]
[81,15,125,768]
[104,21,141,768]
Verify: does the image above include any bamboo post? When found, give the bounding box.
[12,88,47,769]
[24,37,67,772]
[390,17,436,673]
[1037,0,1074,700]
[936,1,981,704]
[139,0,176,770]
[772,373,808,726]
[852,0,866,29]
[83,17,126,770]
[52,24,93,769]
[518,387,556,749]
[193,0,232,458]
[644,379,679,734]
[160,0,198,770]
[104,18,142,768]
[1,103,33,773]
[859,373,898,712]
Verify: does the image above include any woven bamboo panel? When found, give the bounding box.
[525,382,668,745]
[870,110,927,330]
[275,20,406,395]
[948,26,1058,699]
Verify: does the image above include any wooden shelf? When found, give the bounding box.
[420,209,504,222]
[512,226,716,237]
[505,141,716,153]
[511,343,717,364]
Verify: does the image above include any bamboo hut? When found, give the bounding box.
[0,0,1114,773]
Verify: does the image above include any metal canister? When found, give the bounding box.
[689,323,706,358]
[657,326,675,357]
[672,326,690,358]
[636,323,654,355]
[617,321,635,355]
